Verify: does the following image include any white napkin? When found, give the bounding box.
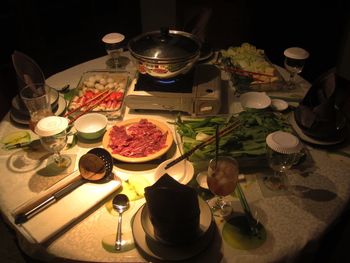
[13,178,121,244]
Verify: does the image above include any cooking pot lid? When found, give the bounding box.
[128,28,201,61]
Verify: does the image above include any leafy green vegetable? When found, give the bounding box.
[174,110,291,161]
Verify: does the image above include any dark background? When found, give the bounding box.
[1,0,350,262]
[1,0,349,119]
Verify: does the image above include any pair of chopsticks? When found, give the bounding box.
[219,66,274,81]
[64,90,111,125]
[164,119,241,170]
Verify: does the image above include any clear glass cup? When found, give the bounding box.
[264,146,300,191]
[39,130,71,168]
[264,131,302,191]
[283,47,309,90]
[102,33,125,69]
[207,156,239,217]
[35,116,71,169]
[20,83,53,132]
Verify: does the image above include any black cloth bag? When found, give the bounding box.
[294,68,349,140]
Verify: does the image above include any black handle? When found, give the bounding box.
[14,179,85,224]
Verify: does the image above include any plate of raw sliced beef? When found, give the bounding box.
[102,118,174,163]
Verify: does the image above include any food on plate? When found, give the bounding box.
[107,118,169,157]
[68,73,127,112]
[220,43,284,91]
[221,43,279,83]
[174,110,291,162]
[144,174,200,244]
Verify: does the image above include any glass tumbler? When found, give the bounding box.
[20,83,53,132]
[283,47,309,89]
[102,33,125,69]
[207,156,239,217]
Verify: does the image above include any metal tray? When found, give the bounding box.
[67,70,131,120]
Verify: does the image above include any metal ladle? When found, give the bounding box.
[14,148,113,224]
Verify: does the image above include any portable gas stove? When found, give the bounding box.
[124,64,221,116]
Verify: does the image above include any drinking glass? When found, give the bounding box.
[264,131,302,191]
[207,156,239,217]
[35,116,71,168]
[283,47,309,89]
[20,83,53,131]
[102,33,125,69]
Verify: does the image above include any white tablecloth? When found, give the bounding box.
[1,53,350,262]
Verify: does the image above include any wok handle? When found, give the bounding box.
[13,171,81,224]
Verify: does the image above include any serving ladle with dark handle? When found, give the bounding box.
[13,148,113,224]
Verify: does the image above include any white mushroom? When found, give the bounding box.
[99,78,107,85]
[95,74,102,80]
[107,77,114,83]
[85,81,95,88]
[88,76,96,83]
[106,83,115,89]
[95,83,105,90]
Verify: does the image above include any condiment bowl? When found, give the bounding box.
[74,113,108,140]
[240,92,271,109]
[271,99,288,111]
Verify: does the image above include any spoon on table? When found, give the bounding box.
[113,194,130,251]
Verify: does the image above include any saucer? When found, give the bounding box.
[140,197,212,245]
[10,96,67,125]
[132,201,215,261]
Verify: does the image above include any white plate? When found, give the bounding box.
[132,200,214,261]
[154,158,194,185]
[289,114,345,146]
[10,96,67,125]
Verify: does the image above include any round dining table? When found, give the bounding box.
[0,52,350,263]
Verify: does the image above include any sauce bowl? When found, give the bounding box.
[74,113,108,140]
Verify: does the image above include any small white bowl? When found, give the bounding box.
[240,92,271,109]
[74,113,108,140]
[271,99,289,111]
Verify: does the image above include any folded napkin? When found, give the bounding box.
[144,174,200,244]
[12,50,46,91]
[12,172,121,244]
